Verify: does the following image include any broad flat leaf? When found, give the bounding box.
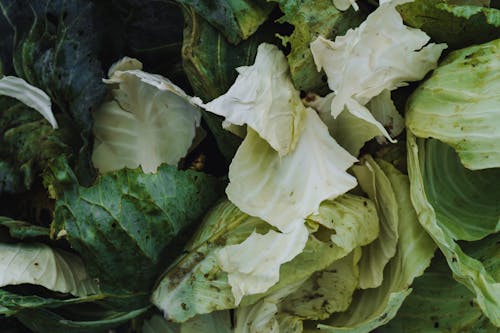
[304,92,380,157]
[0,242,98,297]
[227,108,357,233]
[406,38,500,170]
[203,43,306,155]
[92,58,202,174]
[398,1,500,49]
[52,160,224,298]
[407,133,500,325]
[270,0,366,92]
[310,0,445,142]
[316,158,435,332]
[352,156,399,289]
[0,0,107,185]
[174,0,274,44]
[0,76,56,128]
[379,252,498,333]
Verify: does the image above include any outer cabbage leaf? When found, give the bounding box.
[398,1,500,50]
[352,156,399,289]
[0,76,56,129]
[310,0,446,142]
[379,252,499,333]
[52,159,224,301]
[152,195,378,322]
[406,38,500,170]
[407,133,500,326]
[0,0,107,185]
[227,108,357,233]
[304,92,383,157]
[0,242,98,297]
[203,43,305,155]
[142,312,232,333]
[315,158,436,332]
[92,58,202,174]
[270,0,366,92]
[174,0,274,44]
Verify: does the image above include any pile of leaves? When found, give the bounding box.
[0,0,498,332]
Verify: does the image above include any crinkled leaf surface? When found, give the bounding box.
[407,134,500,326]
[203,43,305,155]
[310,0,445,141]
[398,1,500,49]
[227,109,357,233]
[304,92,381,157]
[152,194,377,322]
[217,224,309,305]
[316,158,435,332]
[92,60,202,174]
[0,242,98,297]
[52,160,224,300]
[406,38,500,170]
[366,90,404,140]
[182,7,272,162]
[270,0,366,92]
[174,0,274,44]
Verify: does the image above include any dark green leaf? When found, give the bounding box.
[0,0,107,186]
[176,0,274,44]
[398,1,500,50]
[52,160,224,299]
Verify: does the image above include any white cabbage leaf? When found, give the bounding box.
[0,242,99,297]
[310,0,446,141]
[203,43,306,156]
[92,57,201,174]
[217,223,309,305]
[304,92,381,156]
[0,76,57,128]
[227,108,357,233]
